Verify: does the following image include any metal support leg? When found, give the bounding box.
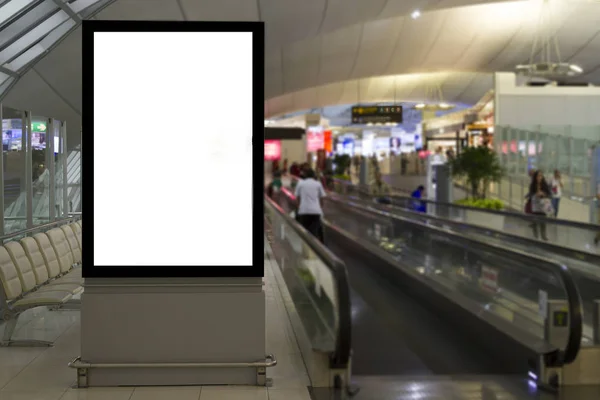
[75,366,89,388]
[256,366,266,386]
[0,314,53,347]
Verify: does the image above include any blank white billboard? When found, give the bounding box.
[92,31,253,267]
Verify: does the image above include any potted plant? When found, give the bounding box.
[332,154,352,193]
[449,146,505,230]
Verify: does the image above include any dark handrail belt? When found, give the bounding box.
[263,195,352,368]
[327,195,583,365]
[342,193,600,267]
[331,177,598,231]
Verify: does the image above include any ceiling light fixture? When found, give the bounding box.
[411,10,421,19]
[515,1,583,80]
[515,62,584,78]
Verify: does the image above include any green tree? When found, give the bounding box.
[332,154,351,178]
[449,146,503,199]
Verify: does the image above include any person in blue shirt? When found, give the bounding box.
[411,185,426,212]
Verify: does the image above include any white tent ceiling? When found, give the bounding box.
[1,0,599,144]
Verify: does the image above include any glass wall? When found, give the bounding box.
[495,125,597,198]
[31,115,51,226]
[54,120,65,219]
[0,104,78,237]
[1,105,26,234]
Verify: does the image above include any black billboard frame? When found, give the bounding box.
[82,20,265,278]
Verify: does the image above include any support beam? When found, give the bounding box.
[0,66,18,78]
[52,0,82,23]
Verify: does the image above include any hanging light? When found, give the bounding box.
[515,0,583,79]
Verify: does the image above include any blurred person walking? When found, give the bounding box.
[550,169,563,218]
[294,168,326,242]
[528,170,552,241]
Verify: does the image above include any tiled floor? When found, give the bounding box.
[0,244,311,400]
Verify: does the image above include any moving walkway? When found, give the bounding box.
[323,179,600,344]
[266,188,593,398]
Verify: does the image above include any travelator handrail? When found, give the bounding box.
[343,192,600,269]
[264,194,352,368]
[331,177,600,232]
[326,193,583,365]
[292,174,600,269]
[282,180,582,365]
[327,178,600,261]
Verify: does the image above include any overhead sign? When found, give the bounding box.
[31,122,47,132]
[351,105,403,124]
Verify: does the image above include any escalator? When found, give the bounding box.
[269,189,583,398]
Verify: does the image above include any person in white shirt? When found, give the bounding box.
[294,168,326,242]
[549,169,563,218]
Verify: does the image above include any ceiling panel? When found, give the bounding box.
[419,8,480,70]
[179,0,259,21]
[260,0,325,50]
[3,68,81,144]
[281,37,320,93]
[318,24,363,85]
[352,17,406,79]
[559,4,600,67]
[578,34,600,78]
[338,79,364,105]
[383,11,447,75]
[265,51,283,99]
[319,0,387,33]
[378,0,426,20]
[291,87,319,112]
[459,73,494,104]
[33,26,82,113]
[438,72,481,101]
[316,81,346,107]
[485,1,573,71]
[451,4,523,70]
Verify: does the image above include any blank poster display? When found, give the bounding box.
[83,22,264,278]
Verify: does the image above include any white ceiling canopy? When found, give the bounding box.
[0,0,114,97]
[1,0,600,143]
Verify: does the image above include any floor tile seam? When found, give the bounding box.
[3,317,79,391]
[0,347,51,390]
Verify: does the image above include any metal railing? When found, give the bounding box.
[264,194,352,369]
[0,216,78,244]
[282,178,583,365]
[328,177,600,258]
[327,195,583,365]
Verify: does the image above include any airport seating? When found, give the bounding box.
[0,219,82,346]
[70,222,82,249]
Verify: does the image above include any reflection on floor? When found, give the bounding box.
[0,250,311,400]
[310,375,600,400]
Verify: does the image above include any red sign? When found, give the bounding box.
[264,140,281,161]
[324,130,333,153]
[306,126,324,152]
